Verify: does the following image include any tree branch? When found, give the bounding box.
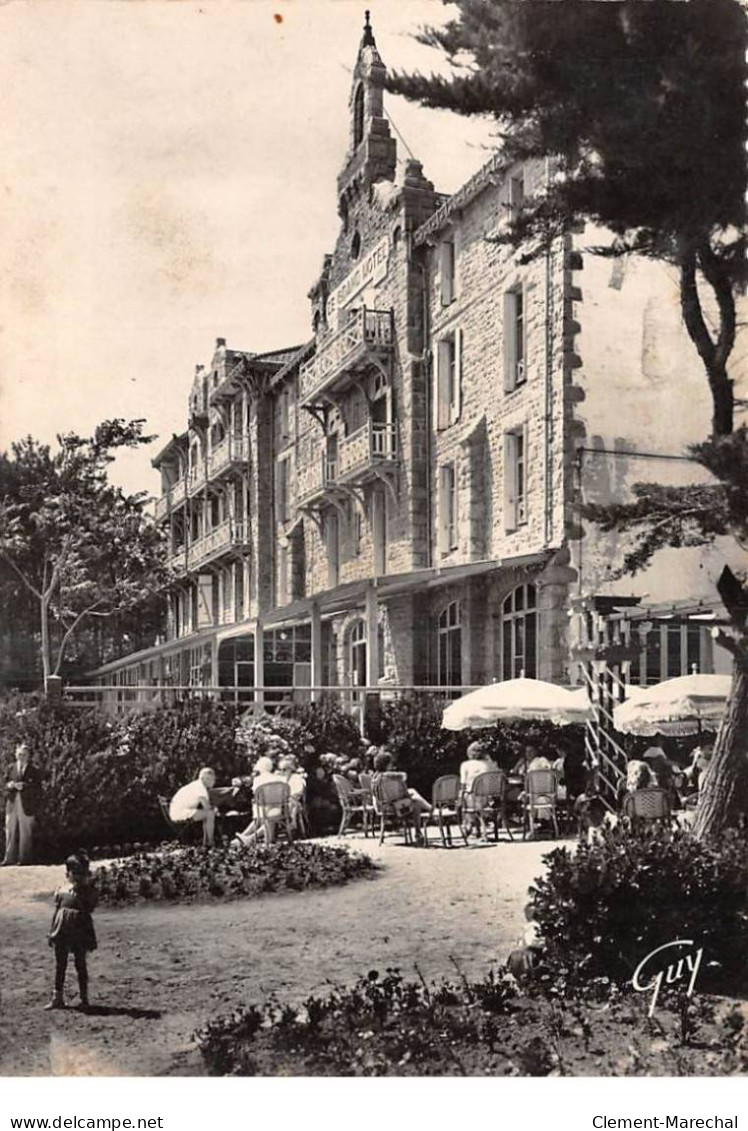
[52,596,108,675]
[0,545,43,600]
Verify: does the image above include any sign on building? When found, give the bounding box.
[326,235,390,322]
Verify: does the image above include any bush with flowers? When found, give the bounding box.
[94,840,376,904]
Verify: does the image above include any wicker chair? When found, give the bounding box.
[622,787,671,830]
[463,770,514,842]
[158,795,194,843]
[358,772,377,835]
[333,774,369,837]
[423,775,467,848]
[372,775,414,845]
[523,769,560,839]
[253,780,294,845]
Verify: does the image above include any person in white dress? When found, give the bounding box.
[168,767,217,846]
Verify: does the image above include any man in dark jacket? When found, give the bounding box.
[2,741,41,865]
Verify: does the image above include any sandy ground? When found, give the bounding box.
[0,835,555,1077]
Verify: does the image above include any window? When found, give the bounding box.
[279,389,291,442]
[504,427,528,530]
[437,602,462,688]
[351,231,362,261]
[349,619,367,687]
[501,584,537,679]
[326,511,340,588]
[503,287,526,391]
[434,329,462,429]
[509,172,525,215]
[278,542,289,606]
[275,457,290,525]
[351,503,363,557]
[353,84,365,148]
[372,487,387,575]
[629,620,704,686]
[439,236,457,305]
[438,462,458,555]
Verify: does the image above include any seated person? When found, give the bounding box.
[460,741,500,832]
[684,744,713,794]
[507,903,546,984]
[526,746,553,774]
[617,757,656,809]
[643,746,681,806]
[234,757,288,846]
[278,754,307,831]
[370,749,431,840]
[169,768,217,847]
[574,792,614,845]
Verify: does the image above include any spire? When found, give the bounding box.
[362,10,376,48]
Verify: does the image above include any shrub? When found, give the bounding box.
[195,967,519,1076]
[95,841,376,904]
[379,693,467,798]
[0,696,249,860]
[194,963,748,1076]
[530,825,748,994]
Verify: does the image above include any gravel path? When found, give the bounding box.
[0,835,556,1076]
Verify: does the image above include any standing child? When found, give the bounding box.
[46,850,98,1011]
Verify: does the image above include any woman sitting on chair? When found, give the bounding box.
[233,757,288,846]
[370,749,431,841]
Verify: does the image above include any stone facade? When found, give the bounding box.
[91,14,744,703]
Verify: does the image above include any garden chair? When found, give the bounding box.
[622,787,671,831]
[372,775,414,846]
[357,772,377,831]
[423,775,468,848]
[523,769,560,839]
[333,774,370,837]
[253,780,294,845]
[157,795,195,844]
[463,771,514,843]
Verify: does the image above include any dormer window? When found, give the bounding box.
[353,84,365,148]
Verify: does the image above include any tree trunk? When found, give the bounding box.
[692,663,748,840]
[40,593,51,690]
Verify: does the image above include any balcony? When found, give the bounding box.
[187,461,208,497]
[188,520,250,569]
[154,493,169,523]
[168,548,188,576]
[297,451,339,507]
[171,477,186,507]
[154,476,187,523]
[338,422,397,482]
[299,307,394,406]
[208,436,249,479]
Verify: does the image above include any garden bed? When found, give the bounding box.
[94,841,376,904]
[194,966,748,1077]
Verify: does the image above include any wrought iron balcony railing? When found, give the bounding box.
[299,307,393,405]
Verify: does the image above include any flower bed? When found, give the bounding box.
[194,967,748,1077]
[94,841,376,904]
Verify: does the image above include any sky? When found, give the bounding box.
[0,0,494,498]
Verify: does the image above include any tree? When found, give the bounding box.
[387,0,747,837]
[0,420,168,688]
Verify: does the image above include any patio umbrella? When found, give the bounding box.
[442,677,592,732]
[612,673,732,737]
